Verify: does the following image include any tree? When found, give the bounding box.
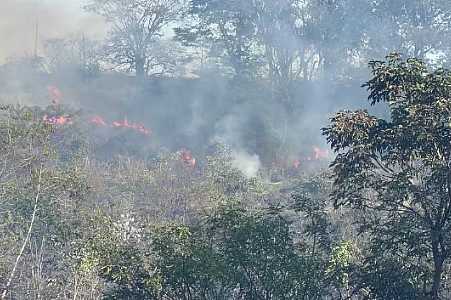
[43,36,102,78]
[367,0,451,63]
[323,54,451,299]
[85,0,186,78]
[176,0,258,78]
[206,203,324,299]
[0,105,90,299]
[306,0,369,78]
[83,200,334,299]
[253,0,304,97]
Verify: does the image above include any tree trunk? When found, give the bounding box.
[135,57,145,79]
[431,256,443,300]
[431,234,444,300]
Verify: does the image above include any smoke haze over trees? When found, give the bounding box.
[1,0,451,299]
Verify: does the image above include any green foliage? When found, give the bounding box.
[356,255,423,300]
[6,2,451,298]
[291,174,335,253]
[323,53,451,298]
[369,0,451,61]
[177,0,258,77]
[78,213,152,299]
[79,199,344,299]
[327,241,353,285]
[0,105,91,299]
[150,224,226,299]
[205,202,325,299]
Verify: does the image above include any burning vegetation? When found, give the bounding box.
[42,87,152,137]
[111,118,151,136]
[180,148,196,168]
[2,0,451,299]
[43,114,72,125]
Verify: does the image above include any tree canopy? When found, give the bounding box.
[324,53,451,299]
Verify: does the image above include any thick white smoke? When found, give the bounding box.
[231,149,261,178]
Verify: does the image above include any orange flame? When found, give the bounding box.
[112,119,129,128]
[43,114,72,125]
[112,118,151,136]
[180,149,196,168]
[43,87,152,136]
[134,124,151,136]
[90,115,107,127]
[283,147,330,171]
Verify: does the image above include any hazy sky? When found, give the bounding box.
[0,0,106,62]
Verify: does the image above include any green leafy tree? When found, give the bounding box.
[85,200,332,299]
[326,241,357,299]
[205,202,324,299]
[85,0,186,78]
[323,53,451,299]
[150,224,227,299]
[176,0,258,77]
[78,213,152,299]
[368,0,451,62]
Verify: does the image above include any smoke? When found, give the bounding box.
[0,0,421,166]
[0,0,106,63]
[231,149,261,178]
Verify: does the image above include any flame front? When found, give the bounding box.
[43,114,72,125]
[43,86,152,136]
[112,118,151,136]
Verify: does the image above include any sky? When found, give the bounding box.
[0,0,106,63]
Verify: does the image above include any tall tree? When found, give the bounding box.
[43,36,102,77]
[305,0,368,78]
[367,0,451,62]
[253,0,304,95]
[176,0,258,77]
[85,0,186,78]
[324,54,451,299]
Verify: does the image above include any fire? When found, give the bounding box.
[90,115,108,127]
[313,146,329,160]
[112,118,151,136]
[134,124,151,136]
[285,146,331,171]
[112,119,128,128]
[89,115,151,136]
[47,85,63,105]
[42,86,152,136]
[180,149,196,168]
[43,114,72,125]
